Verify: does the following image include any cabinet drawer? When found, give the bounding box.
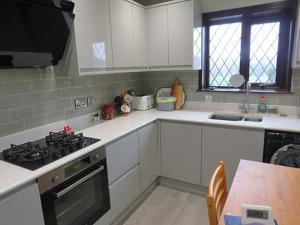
[106,132,139,184]
[94,165,141,225]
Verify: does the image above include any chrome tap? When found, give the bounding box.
[240,81,254,114]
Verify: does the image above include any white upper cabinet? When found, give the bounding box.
[147,5,169,67]
[147,0,196,69]
[133,4,148,68]
[74,0,199,74]
[74,0,113,74]
[110,0,135,68]
[168,1,193,66]
[293,2,300,68]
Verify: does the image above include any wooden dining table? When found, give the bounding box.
[219,160,300,225]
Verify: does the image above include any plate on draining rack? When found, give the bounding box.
[156,87,186,108]
[229,74,245,88]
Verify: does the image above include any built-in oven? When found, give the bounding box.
[38,147,110,225]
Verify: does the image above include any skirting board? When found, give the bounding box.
[159,176,208,197]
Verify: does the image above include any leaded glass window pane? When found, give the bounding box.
[209,23,242,87]
[249,22,280,84]
[193,27,202,70]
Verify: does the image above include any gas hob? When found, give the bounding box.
[1,131,100,170]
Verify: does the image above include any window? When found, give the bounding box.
[200,2,296,92]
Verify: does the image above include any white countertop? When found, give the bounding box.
[1,108,300,197]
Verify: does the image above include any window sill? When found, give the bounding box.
[197,88,294,94]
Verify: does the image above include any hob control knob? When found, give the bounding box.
[52,176,60,183]
[94,154,100,160]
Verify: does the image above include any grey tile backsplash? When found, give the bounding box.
[0,68,142,137]
[0,67,300,137]
[141,69,300,106]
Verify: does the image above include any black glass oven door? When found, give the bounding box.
[41,162,110,225]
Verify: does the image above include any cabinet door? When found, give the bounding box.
[202,125,264,188]
[138,122,159,192]
[147,6,169,67]
[160,121,202,185]
[294,3,300,68]
[74,0,113,72]
[110,0,134,68]
[133,4,147,68]
[296,35,300,66]
[0,184,45,225]
[94,166,141,225]
[106,131,139,184]
[168,0,193,66]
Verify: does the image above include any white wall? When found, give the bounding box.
[201,0,287,13]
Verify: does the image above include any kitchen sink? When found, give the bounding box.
[244,116,263,122]
[209,113,263,122]
[210,113,244,121]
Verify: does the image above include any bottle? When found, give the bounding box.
[258,96,267,113]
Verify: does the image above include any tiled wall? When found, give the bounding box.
[141,69,300,106]
[0,69,142,137]
[1,67,300,138]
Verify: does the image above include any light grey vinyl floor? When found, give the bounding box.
[123,185,209,225]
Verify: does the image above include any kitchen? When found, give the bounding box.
[0,0,300,225]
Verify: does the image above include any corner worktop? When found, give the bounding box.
[1,108,300,197]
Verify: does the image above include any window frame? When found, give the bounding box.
[199,1,296,93]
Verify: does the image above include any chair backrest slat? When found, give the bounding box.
[207,161,228,225]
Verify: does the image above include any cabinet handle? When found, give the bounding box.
[54,166,104,198]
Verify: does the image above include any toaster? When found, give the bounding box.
[131,95,154,111]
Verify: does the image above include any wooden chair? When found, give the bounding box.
[207,161,228,225]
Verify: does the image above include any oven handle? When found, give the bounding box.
[55,165,105,198]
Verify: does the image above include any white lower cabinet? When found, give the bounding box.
[160,121,202,185]
[94,166,141,225]
[106,131,139,184]
[201,125,264,188]
[0,183,45,225]
[94,120,266,225]
[138,122,159,192]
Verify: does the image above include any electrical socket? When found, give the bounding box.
[74,99,82,109]
[205,95,213,103]
[81,99,87,107]
[74,98,89,109]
